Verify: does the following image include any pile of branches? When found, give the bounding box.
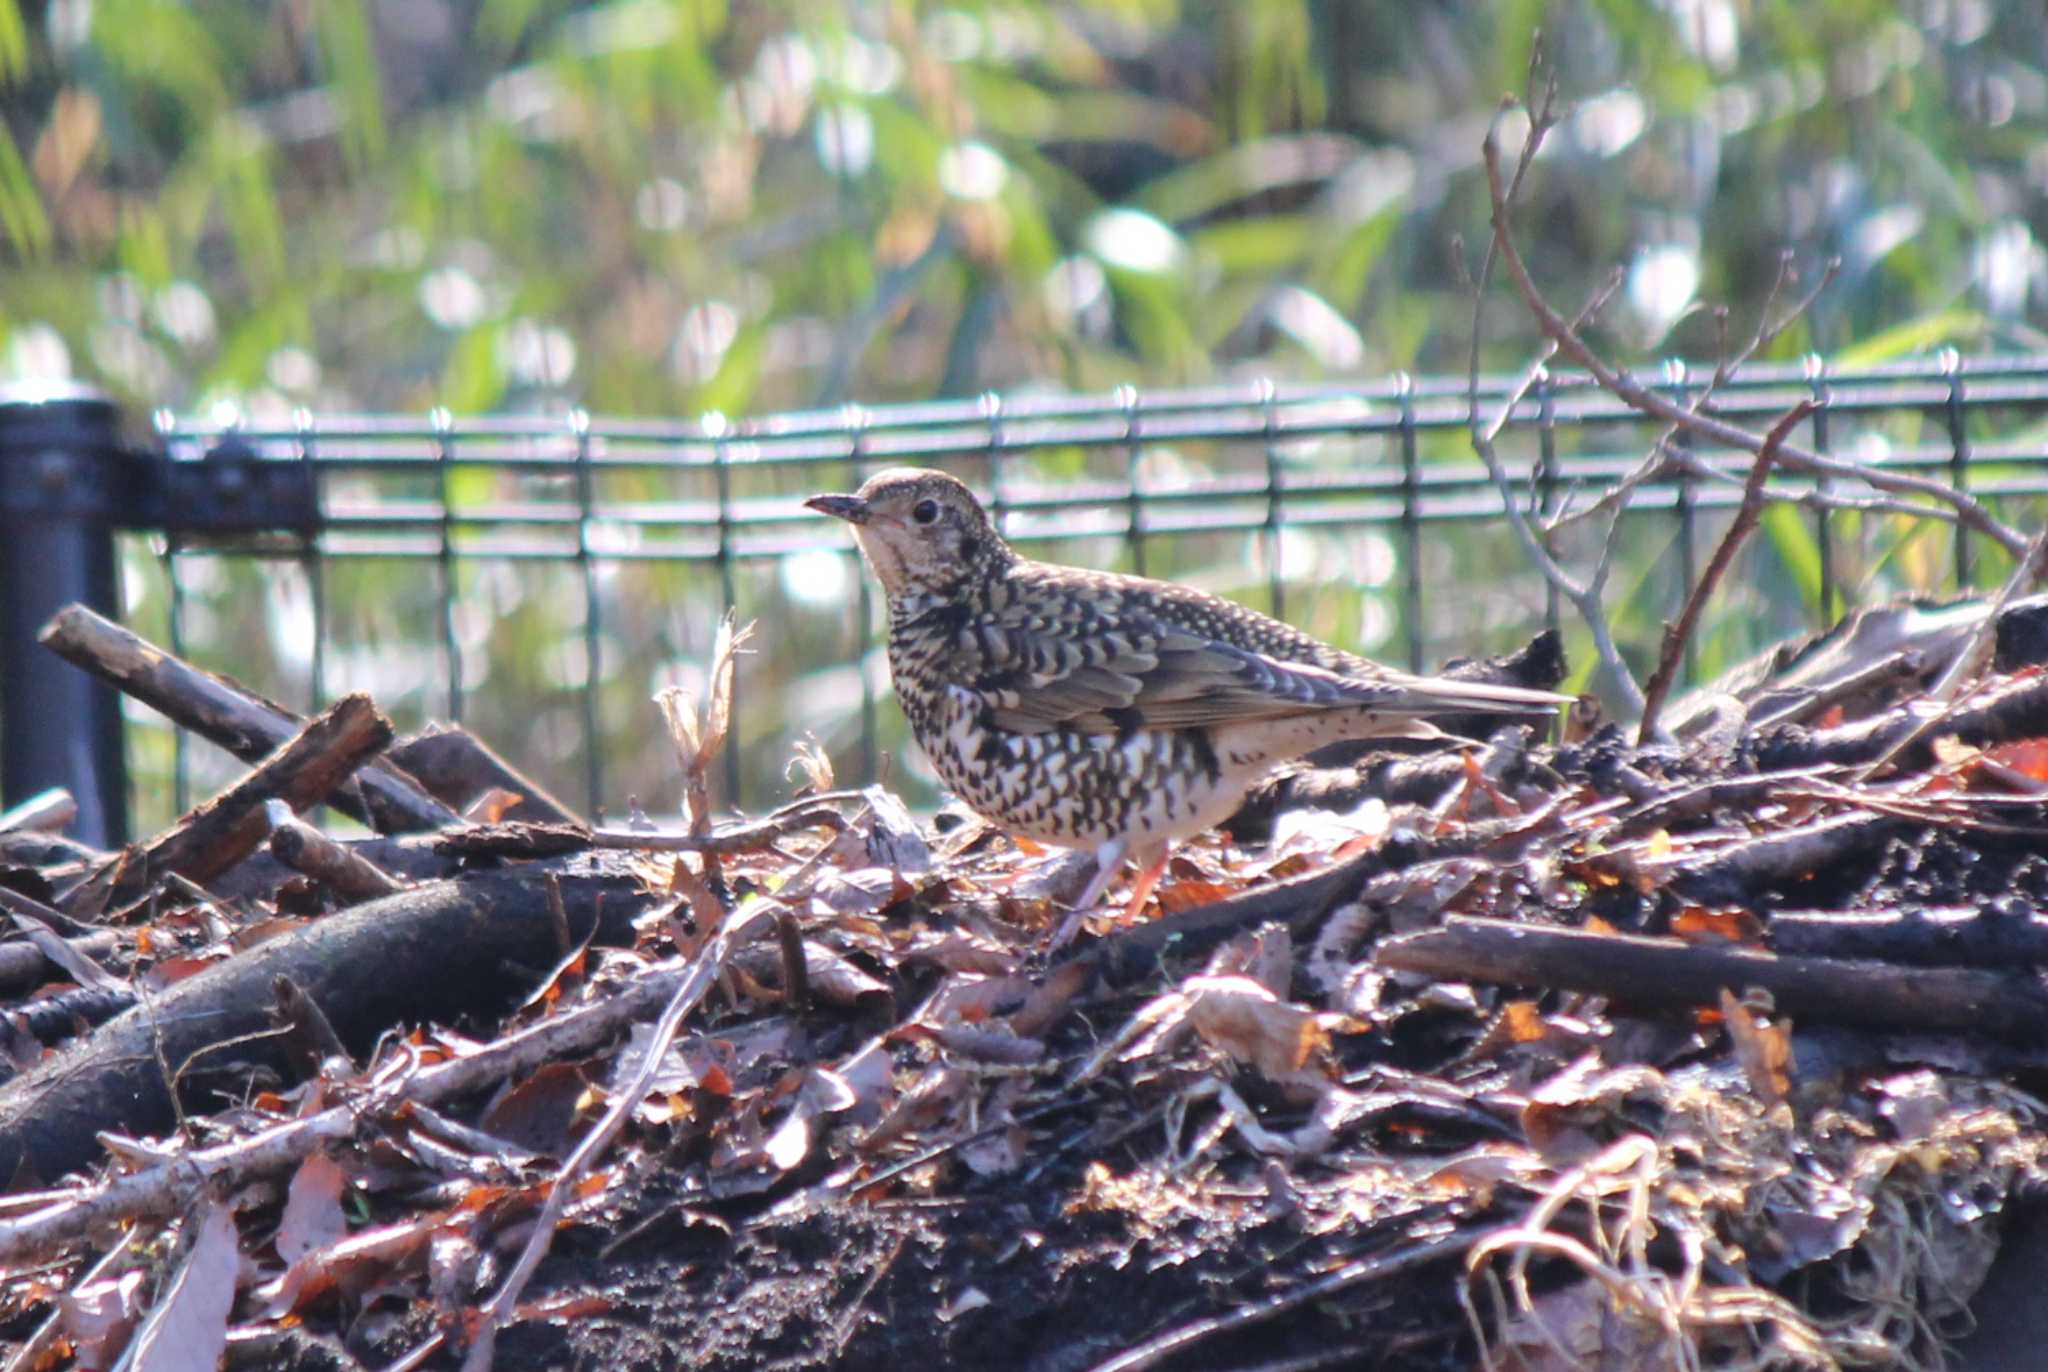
[0,575,2047,1370]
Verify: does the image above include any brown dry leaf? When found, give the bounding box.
[1279,797,1390,852]
[918,973,1032,1024]
[811,865,913,916]
[1491,1281,1664,1372]
[128,1202,239,1372]
[833,1040,898,1126]
[1205,923,1294,998]
[254,1214,441,1318]
[275,1152,350,1263]
[1465,999,1549,1060]
[762,1106,811,1171]
[905,1023,1045,1065]
[479,1061,600,1157]
[1007,957,1095,1038]
[958,1092,1029,1176]
[860,787,933,873]
[739,1068,863,1174]
[664,860,725,944]
[1671,905,1764,944]
[901,929,1019,978]
[1182,975,1330,1081]
[1720,988,1794,1107]
[58,1269,145,1372]
[1422,1143,1543,1199]
[1153,875,1234,915]
[1260,852,1317,883]
[1521,1057,1666,1160]
[797,941,891,1007]
[858,1064,975,1154]
[462,787,525,823]
[1988,737,2048,780]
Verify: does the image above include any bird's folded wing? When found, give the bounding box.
[959,614,1417,733]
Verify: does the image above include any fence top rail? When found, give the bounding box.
[153,353,2048,459]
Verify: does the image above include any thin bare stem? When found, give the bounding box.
[1465,80,1646,714]
[1637,401,1819,745]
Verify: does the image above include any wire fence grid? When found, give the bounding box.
[102,351,2048,827]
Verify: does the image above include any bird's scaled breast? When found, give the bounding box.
[923,686,1240,847]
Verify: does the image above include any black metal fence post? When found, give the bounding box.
[0,384,134,846]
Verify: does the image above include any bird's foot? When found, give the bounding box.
[1069,839,1129,913]
[1048,841,1171,949]
[1047,840,1128,951]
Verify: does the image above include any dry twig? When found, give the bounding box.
[1478,106,2029,564]
[1464,69,1643,714]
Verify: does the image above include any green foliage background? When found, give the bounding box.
[2,0,2046,824]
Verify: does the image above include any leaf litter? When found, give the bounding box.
[0,604,2047,1369]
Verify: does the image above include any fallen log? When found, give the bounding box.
[0,863,649,1189]
[265,801,405,902]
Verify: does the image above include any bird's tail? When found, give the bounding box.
[1381,672,1574,717]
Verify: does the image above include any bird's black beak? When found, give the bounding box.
[804,493,870,525]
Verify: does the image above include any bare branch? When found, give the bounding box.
[1479,118,2030,563]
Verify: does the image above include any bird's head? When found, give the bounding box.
[805,467,1011,598]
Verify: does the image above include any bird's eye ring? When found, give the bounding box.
[912,499,940,525]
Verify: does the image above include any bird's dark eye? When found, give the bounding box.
[912,499,940,525]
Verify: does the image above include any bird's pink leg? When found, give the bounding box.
[1118,843,1171,921]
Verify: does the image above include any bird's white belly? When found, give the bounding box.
[929,687,1255,848]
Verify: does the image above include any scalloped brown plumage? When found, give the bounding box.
[808,467,1569,913]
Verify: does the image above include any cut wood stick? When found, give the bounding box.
[0,789,76,836]
[1761,671,2048,773]
[38,605,458,834]
[0,926,119,995]
[388,723,579,824]
[63,694,395,915]
[1766,907,2048,968]
[1377,916,2048,1039]
[1666,811,1899,907]
[264,800,405,902]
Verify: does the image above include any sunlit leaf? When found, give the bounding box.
[0,121,48,257]
[1759,503,1824,612]
[1832,309,1989,368]
[0,0,28,85]
[315,0,388,168]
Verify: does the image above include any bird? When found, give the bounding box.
[806,467,1571,915]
